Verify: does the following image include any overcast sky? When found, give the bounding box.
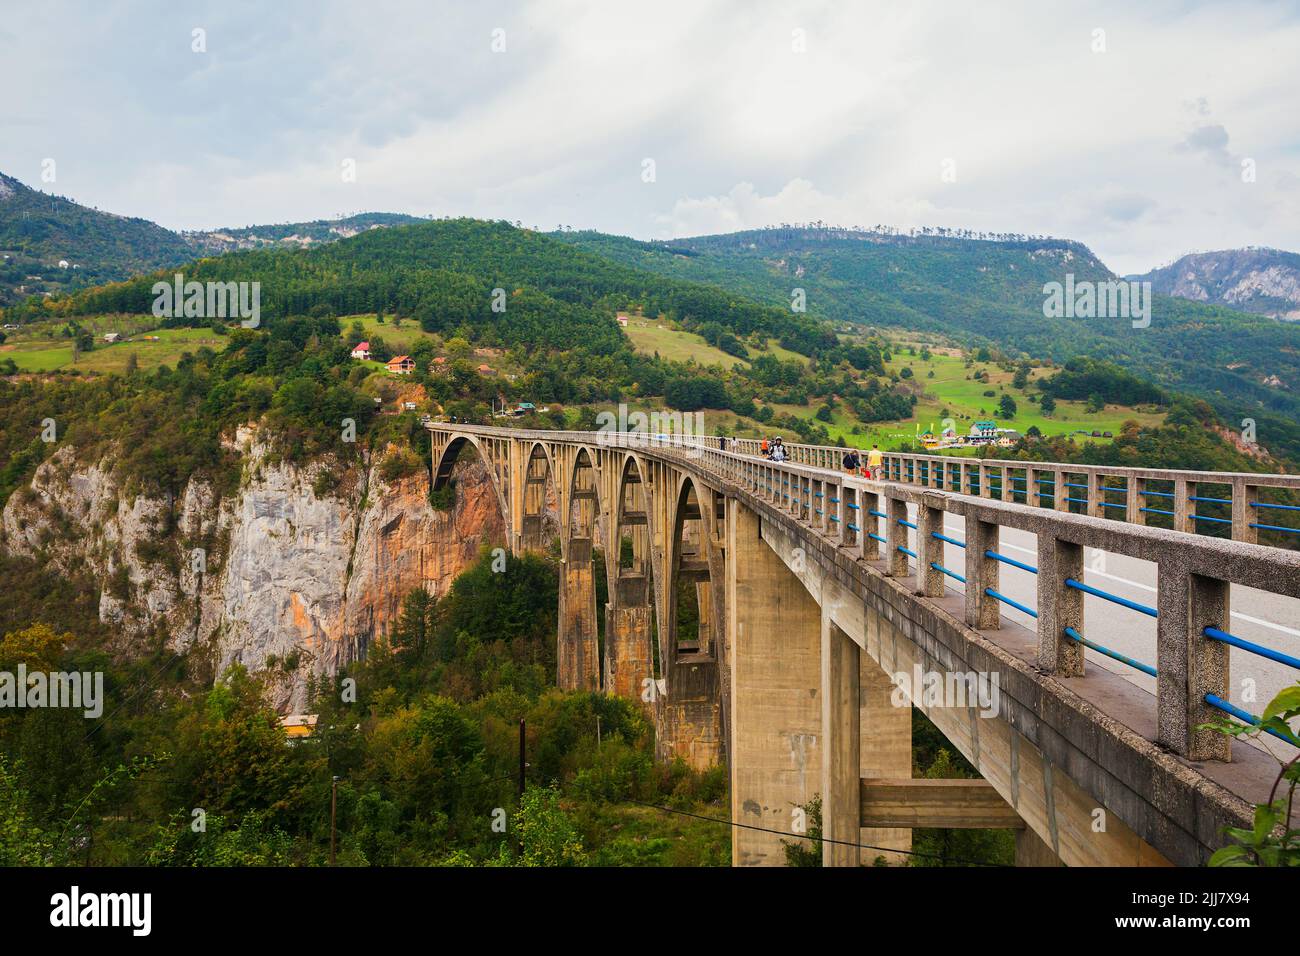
[3,0,1298,274]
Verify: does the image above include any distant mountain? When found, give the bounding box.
[555,226,1300,462]
[0,171,193,302]
[1130,248,1300,320]
[183,212,425,256]
[0,171,421,304]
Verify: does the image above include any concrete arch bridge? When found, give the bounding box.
[429,423,1300,867]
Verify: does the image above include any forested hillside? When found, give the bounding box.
[556,227,1300,463]
[4,218,913,448]
[0,171,420,305]
[0,172,193,303]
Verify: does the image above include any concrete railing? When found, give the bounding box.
[430,422,1300,762]
[658,431,1300,548]
[682,440,1300,762]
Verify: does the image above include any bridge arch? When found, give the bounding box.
[431,432,510,530]
[520,440,560,553]
[603,453,659,703]
[655,471,726,768]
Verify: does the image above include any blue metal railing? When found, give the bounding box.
[984,587,1038,618]
[1064,626,1157,677]
[931,562,966,583]
[1065,578,1158,618]
[1251,522,1300,535]
[1204,627,1300,670]
[1205,694,1297,745]
[985,549,1038,574]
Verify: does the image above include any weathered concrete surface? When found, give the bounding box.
[657,657,724,769]
[859,779,1024,829]
[604,603,653,704]
[821,616,860,866]
[729,500,821,866]
[557,537,599,692]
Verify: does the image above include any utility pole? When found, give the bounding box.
[517,718,526,860]
[517,719,526,796]
[330,775,339,866]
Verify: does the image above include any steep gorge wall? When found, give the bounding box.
[0,427,506,710]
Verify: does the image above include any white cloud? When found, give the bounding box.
[0,0,1298,273]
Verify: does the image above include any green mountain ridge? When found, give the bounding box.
[0,171,421,305]
[553,227,1300,463]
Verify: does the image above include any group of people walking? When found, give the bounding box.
[758,436,788,462]
[753,435,884,479]
[841,444,884,480]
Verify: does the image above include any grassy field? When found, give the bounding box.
[609,323,1165,450]
[2,322,226,373]
[622,318,743,367]
[622,315,809,370]
[338,313,441,351]
[870,345,1165,449]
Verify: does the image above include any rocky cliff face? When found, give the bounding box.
[1133,248,1300,320]
[0,426,505,711]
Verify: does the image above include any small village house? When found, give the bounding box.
[387,355,415,374]
[350,341,371,360]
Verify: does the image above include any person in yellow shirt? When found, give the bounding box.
[867,444,884,480]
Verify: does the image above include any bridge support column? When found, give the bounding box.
[557,538,599,692]
[1015,827,1063,867]
[859,631,912,864]
[728,501,822,866]
[821,615,860,867]
[604,604,653,702]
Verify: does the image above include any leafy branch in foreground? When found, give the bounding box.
[1202,683,1300,867]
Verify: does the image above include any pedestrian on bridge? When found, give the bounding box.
[867,444,883,480]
